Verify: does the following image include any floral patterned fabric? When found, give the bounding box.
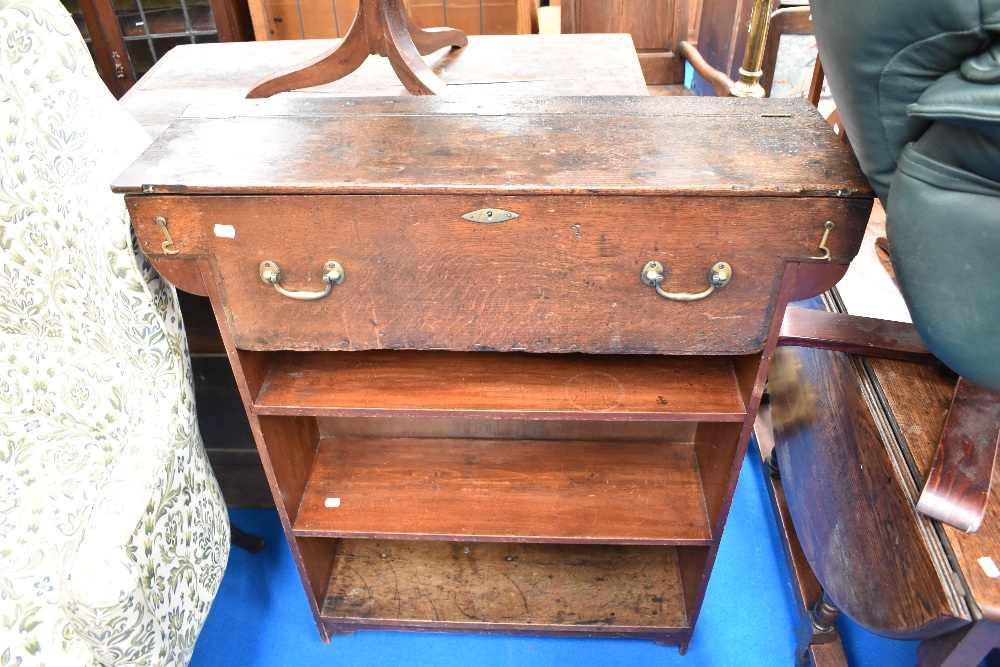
[0,0,230,664]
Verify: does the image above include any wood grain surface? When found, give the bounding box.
[317,415,700,443]
[127,193,869,353]
[754,407,849,667]
[916,379,1000,533]
[115,96,871,198]
[828,205,1000,621]
[559,0,693,84]
[778,308,933,361]
[118,62,875,646]
[295,436,712,543]
[320,540,690,638]
[769,343,969,638]
[118,35,648,140]
[245,0,470,98]
[253,350,745,420]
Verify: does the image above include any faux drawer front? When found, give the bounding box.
[130,194,869,353]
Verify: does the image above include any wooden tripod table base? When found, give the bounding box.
[247,0,467,98]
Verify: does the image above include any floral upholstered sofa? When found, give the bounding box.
[0,0,230,664]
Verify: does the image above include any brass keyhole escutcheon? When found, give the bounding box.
[461,208,519,224]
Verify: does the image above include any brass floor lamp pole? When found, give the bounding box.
[729,0,773,98]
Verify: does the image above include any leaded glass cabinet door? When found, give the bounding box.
[63,0,251,97]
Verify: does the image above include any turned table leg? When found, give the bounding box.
[246,0,467,98]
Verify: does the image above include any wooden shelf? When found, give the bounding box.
[294,435,712,544]
[253,350,747,421]
[319,539,691,641]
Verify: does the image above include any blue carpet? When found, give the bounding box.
[190,448,921,666]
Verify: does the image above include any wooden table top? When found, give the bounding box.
[834,208,1000,621]
[120,34,648,139]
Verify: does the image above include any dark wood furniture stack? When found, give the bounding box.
[759,205,1000,666]
[113,92,871,646]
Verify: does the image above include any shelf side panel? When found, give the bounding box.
[694,421,745,530]
[257,415,321,521]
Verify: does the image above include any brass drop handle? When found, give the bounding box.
[259,260,345,300]
[641,260,732,302]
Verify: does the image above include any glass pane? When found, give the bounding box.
[123,37,156,77]
[143,5,191,35]
[111,0,217,36]
[111,0,146,37]
[151,35,192,61]
[69,0,222,79]
[187,0,216,32]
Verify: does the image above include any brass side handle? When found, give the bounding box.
[641,260,732,302]
[259,260,345,301]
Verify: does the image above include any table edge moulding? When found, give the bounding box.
[113,94,873,650]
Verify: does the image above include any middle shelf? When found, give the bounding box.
[251,350,749,421]
[293,434,713,544]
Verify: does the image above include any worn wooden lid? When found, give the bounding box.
[113,96,873,198]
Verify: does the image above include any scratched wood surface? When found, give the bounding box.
[253,350,745,419]
[119,35,648,140]
[115,96,871,197]
[294,436,712,543]
[321,540,689,637]
[119,31,649,512]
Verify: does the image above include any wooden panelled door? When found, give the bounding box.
[62,0,252,97]
[560,0,702,85]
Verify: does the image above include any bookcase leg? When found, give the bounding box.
[795,591,840,666]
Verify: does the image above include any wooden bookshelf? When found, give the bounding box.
[116,94,873,649]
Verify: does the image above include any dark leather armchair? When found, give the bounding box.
[810,0,1000,392]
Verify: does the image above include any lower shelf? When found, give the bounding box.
[319,539,692,642]
[293,435,712,544]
